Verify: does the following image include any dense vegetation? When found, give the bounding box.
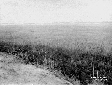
[0,41,112,85]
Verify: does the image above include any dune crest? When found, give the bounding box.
[0,53,73,85]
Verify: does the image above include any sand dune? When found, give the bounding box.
[0,53,73,85]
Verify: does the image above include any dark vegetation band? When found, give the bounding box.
[0,41,112,85]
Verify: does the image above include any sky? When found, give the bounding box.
[0,0,112,25]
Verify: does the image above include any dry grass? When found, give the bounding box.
[88,80,105,85]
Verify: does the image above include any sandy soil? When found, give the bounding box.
[0,52,73,85]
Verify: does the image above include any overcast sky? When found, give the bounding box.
[0,0,112,25]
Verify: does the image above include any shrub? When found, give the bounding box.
[0,41,112,85]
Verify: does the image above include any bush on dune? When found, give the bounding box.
[0,41,112,85]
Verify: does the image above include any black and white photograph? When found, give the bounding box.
[0,0,112,85]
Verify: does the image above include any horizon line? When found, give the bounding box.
[0,21,112,26]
